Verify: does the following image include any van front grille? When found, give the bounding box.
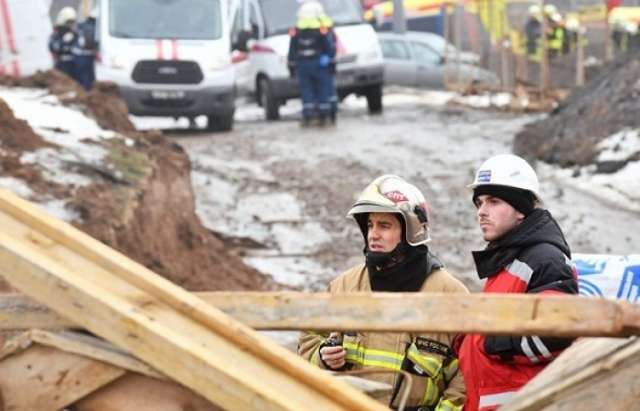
[132,60,203,84]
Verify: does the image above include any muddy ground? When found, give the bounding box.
[159,92,640,293]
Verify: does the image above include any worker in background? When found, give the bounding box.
[298,175,468,411]
[458,154,578,411]
[287,1,336,127]
[524,5,542,58]
[73,8,98,90]
[543,4,564,58]
[49,7,79,80]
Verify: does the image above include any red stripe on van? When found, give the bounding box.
[156,39,164,60]
[0,0,17,52]
[171,39,178,60]
[11,60,19,77]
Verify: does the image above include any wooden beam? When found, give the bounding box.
[2,292,640,337]
[0,344,125,411]
[0,189,385,411]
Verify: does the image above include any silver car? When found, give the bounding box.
[377,31,499,89]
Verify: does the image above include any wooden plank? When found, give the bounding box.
[0,344,125,411]
[0,189,385,411]
[503,337,640,411]
[28,329,164,379]
[3,292,640,337]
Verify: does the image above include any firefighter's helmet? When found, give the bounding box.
[348,175,431,246]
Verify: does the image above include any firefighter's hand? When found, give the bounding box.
[320,345,346,370]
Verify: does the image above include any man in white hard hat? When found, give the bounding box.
[458,154,578,411]
[298,175,468,411]
[49,7,79,80]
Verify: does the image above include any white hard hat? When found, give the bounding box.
[298,1,325,20]
[543,4,558,15]
[468,154,541,201]
[348,175,431,246]
[56,7,77,26]
[528,5,541,16]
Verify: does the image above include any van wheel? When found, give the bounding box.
[207,113,234,132]
[365,84,383,114]
[259,78,280,120]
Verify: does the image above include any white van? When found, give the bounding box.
[0,0,52,77]
[230,0,384,120]
[95,0,236,131]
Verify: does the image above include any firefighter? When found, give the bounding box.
[543,4,564,58]
[49,7,79,80]
[458,154,578,411]
[73,8,98,90]
[298,175,468,411]
[524,5,542,57]
[287,1,336,127]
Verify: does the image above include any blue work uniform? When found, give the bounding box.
[49,26,78,80]
[287,16,336,124]
[73,17,97,90]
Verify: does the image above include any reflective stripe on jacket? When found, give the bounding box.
[298,264,468,410]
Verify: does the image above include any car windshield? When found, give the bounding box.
[109,0,222,39]
[260,0,364,36]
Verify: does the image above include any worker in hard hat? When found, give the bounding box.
[287,1,336,127]
[542,4,565,58]
[458,154,578,411]
[298,175,468,410]
[49,7,79,80]
[73,7,99,90]
[524,4,542,57]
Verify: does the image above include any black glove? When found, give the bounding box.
[483,335,516,361]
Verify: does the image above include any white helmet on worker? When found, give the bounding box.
[297,0,325,20]
[56,7,77,26]
[469,154,541,215]
[543,4,558,16]
[528,4,541,17]
[348,175,431,246]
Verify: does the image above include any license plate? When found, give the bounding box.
[150,90,186,100]
[338,72,355,85]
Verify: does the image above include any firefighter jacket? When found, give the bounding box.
[458,209,578,411]
[298,259,468,411]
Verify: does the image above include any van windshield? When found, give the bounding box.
[260,0,364,36]
[109,0,222,39]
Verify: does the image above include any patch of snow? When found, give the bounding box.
[597,129,640,162]
[39,199,80,222]
[0,177,34,198]
[243,256,326,288]
[540,161,640,213]
[21,148,94,187]
[451,92,512,108]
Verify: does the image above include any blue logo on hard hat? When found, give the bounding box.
[478,170,491,183]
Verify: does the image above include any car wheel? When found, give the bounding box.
[207,112,234,132]
[365,84,383,114]
[259,77,280,120]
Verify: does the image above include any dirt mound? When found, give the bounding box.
[1,70,135,133]
[0,99,55,153]
[514,52,640,168]
[1,71,281,292]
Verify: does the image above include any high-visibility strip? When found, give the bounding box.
[531,336,552,359]
[406,344,443,377]
[478,391,516,409]
[343,342,403,370]
[436,398,463,411]
[443,359,459,382]
[506,259,533,284]
[520,337,540,364]
[420,377,438,407]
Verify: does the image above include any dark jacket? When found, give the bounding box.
[458,209,578,411]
